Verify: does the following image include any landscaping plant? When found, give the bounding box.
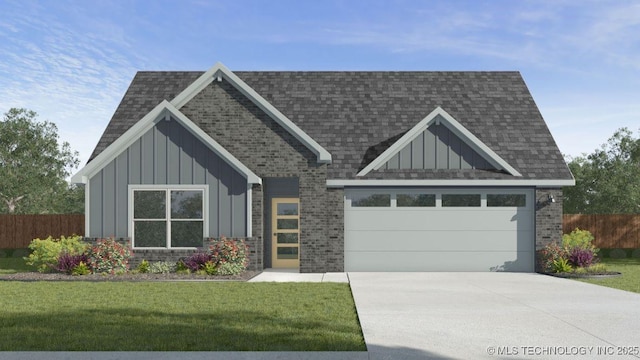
[56,253,90,274]
[25,235,87,273]
[88,238,132,274]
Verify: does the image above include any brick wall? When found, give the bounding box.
[180,80,333,272]
[535,188,563,271]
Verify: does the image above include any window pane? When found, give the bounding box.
[397,194,436,207]
[277,233,298,244]
[171,221,203,247]
[171,191,203,219]
[277,203,298,215]
[442,194,481,207]
[277,219,298,230]
[134,221,166,247]
[277,247,298,260]
[487,194,526,207]
[134,191,165,219]
[351,194,391,207]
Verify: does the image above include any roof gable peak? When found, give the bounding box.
[170,62,332,164]
[357,107,522,177]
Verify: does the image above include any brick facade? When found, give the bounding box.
[535,188,563,271]
[180,80,335,272]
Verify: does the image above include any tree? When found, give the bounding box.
[0,108,81,214]
[564,128,640,214]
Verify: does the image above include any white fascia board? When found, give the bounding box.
[170,62,332,164]
[356,106,522,177]
[327,179,575,188]
[71,100,262,185]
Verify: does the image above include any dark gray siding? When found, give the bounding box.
[384,121,495,170]
[88,117,247,239]
[263,178,299,268]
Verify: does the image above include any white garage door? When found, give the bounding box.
[344,188,534,272]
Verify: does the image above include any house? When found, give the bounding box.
[71,62,574,273]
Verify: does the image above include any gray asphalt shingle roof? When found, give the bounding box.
[89,70,573,181]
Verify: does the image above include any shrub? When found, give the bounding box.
[183,252,212,272]
[562,228,596,252]
[537,242,568,273]
[568,247,596,268]
[203,261,217,275]
[71,261,91,276]
[633,249,640,259]
[586,263,609,273]
[552,258,572,273]
[25,235,86,273]
[175,259,190,273]
[216,261,245,276]
[56,253,90,274]
[149,261,175,274]
[208,237,248,269]
[137,260,150,273]
[88,238,132,274]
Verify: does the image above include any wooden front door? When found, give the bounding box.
[271,198,300,268]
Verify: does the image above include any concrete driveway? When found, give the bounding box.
[349,272,640,360]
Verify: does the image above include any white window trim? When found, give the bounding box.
[345,188,534,211]
[128,184,209,249]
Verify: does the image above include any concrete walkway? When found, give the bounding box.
[248,268,349,283]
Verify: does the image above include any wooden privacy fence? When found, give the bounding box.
[563,214,640,249]
[0,214,84,249]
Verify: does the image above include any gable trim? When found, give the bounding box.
[356,107,522,177]
[71,100,262,185]
[171,62,332,164]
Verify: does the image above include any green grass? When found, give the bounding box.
[0,282,365,351]
[578,257,640,294]
[0,250,34,274]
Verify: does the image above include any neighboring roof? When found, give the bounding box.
[73,100,261,184]
[88,67,574,182]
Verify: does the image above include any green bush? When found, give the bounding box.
[562,228,597,252]
[137,260,150,273]
[88,238,132,274]
[586,263,609,273]
[149,261,175,274]
[203,261,217,275]
[25,235,86,273]
[632,249,640,259]
[71,261,91,276]
[216,262,245,276]
[552,258,572,273]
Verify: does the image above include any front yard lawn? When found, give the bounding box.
[0,282,365,351]
[578,257,640,294]
[0,257,34,274]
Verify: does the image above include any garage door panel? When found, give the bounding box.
[344,188,535,272]
[345,251,534,272]
[345,230,534,252]
[347,210,533,231]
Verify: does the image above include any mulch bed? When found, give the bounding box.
[0,271,261,282]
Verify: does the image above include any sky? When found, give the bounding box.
[1,0,639,169]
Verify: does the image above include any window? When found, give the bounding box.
[487,194,526,207]
[131,187,205,248]
[351,194,391,207]
[397,194,436,207]
[442,194,481,207]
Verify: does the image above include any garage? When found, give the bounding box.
[344,188,534,272]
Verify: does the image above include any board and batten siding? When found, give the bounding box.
[88,117,247,239]
[384,122,496,170]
